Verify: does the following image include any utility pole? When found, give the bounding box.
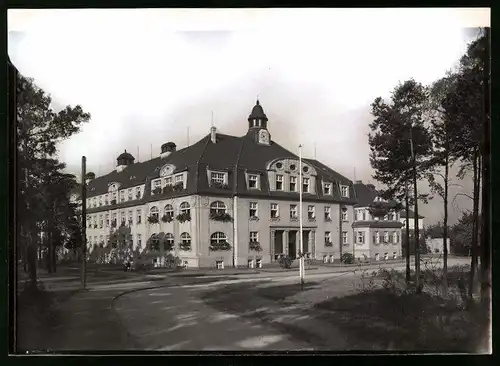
[298,144,305,289]
[81,156,87,290]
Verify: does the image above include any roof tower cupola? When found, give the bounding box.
[116,150,135,172]
[248,99,268,130]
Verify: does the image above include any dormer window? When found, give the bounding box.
[276,175,284,191]
[248,174,259,189]
[175,174,183,183]
[340,185,349,198]
[289,176,297,192]
[323,183,332,195]
[164,177,173,186]
[211,172,225,185]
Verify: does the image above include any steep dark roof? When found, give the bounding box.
[85,102,358,207]
[352,221,404,229]
[400,208,425,219]
[248,100,268,122]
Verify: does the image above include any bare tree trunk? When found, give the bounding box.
[469,150,479,299]
[413,165,421,293]
[480,27,491,306]
[405,183,411,282]
[442,153,449,297]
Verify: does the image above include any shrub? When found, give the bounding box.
[147,215,159,224]
[176,212,191,223]
[209,212,233,222]
[161,214,173,223]
[278,255,294,269]
[209,241,232,251]
[249,241,262,252]
[342,252,355,264]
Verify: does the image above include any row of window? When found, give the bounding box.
[354,208,400,221]
[355,231,401,244]
[87,201,351,229]
[151,174,185,192]
[87,186,143,209]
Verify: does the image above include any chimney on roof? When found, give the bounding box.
[210,126,217,144]
[161,142,176,159]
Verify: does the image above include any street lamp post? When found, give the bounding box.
[299,144,305,289]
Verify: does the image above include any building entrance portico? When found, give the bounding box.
[271,228,315,261]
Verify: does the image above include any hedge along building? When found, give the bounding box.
[72,100,359,269]
[352,182,404,261]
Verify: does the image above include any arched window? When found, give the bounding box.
[150,206,159,219]
[164,204,174,218]
[210,232,227,245]
[165,233,174,245]
[210,201,226,215]
[180,202,190,215]
[150,233,160,251]
[180,232,191,245]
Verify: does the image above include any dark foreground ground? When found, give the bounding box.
[15,258,489,353]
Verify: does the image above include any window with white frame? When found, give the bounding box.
[120,212,126,225]
[112,213,117,222]
[93,198,97,207]
[249,202,258,218]
[150,206,159,220]
[276,174,284,190]
[341,207,348,221]
[388,212,394,220]
[375,231,380,244]
[248,174,259,189]
[105,214,110,227]
[289,176,297,192]
[120,191,125,202]
[393,251,397,259]
[164,204,174,218]
[99,196,103,206]
[375,253,380,261]
[137,234,142,248]
[180,202,190,215]
[210,201,226,215]
[211,232,227,245]
[128,188,133,200]
[290,204,298,219]
[99,215,103,228]
[362,210,367,220]
[180,232,191,245]
[340,185,349,198]
[128,210,133,225]
[323,183,332,195]
[342,231,348,245]
[325,231,332,244]
[104,194,109,205]
[270,203,279,219]
[154,179,161,188]
[211,172,225,185]
[384,231,389,243]
[324,206,331,221]
[307,205,315,220]
[357,231,365,244]
[216,260,224,269]
[135,187,141,198]
[303,177,310,193]
[250,231,259,242]
[164,176,173,186]
[136,209,142,224]
[165,233,174,247]
[389,231,394,243]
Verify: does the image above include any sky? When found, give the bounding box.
[8,8,490,226]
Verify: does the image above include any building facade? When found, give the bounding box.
[351,182,404,261]
[72,101,402,268]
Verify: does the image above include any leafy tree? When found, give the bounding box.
[439,29,489,300]
[369,79,434,289]
[16,70,90,283]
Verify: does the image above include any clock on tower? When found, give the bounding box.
[258,129,270,145]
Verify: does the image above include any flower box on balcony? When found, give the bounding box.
[209,212,233,223]
[249,241,262,252]
[179,242,191,251]
[324,217,332,222]
[176,212,191,223]
[209,241,232,251]
[211,181,229,190]
[161,214,174,223]
[249,216,259,221]
[110,199,117,205]
[290,216,298,222]
[173,182,184,192]
[147,216,159,224]
[270,216,280,222]
[152,187,162,195]
[307,217,316,222]
[324,241,333,247]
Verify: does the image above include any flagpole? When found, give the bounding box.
[299,144,305,289]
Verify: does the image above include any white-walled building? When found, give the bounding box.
[352,182,404,261]
[400,209,425,233]
[71,101,360,268]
